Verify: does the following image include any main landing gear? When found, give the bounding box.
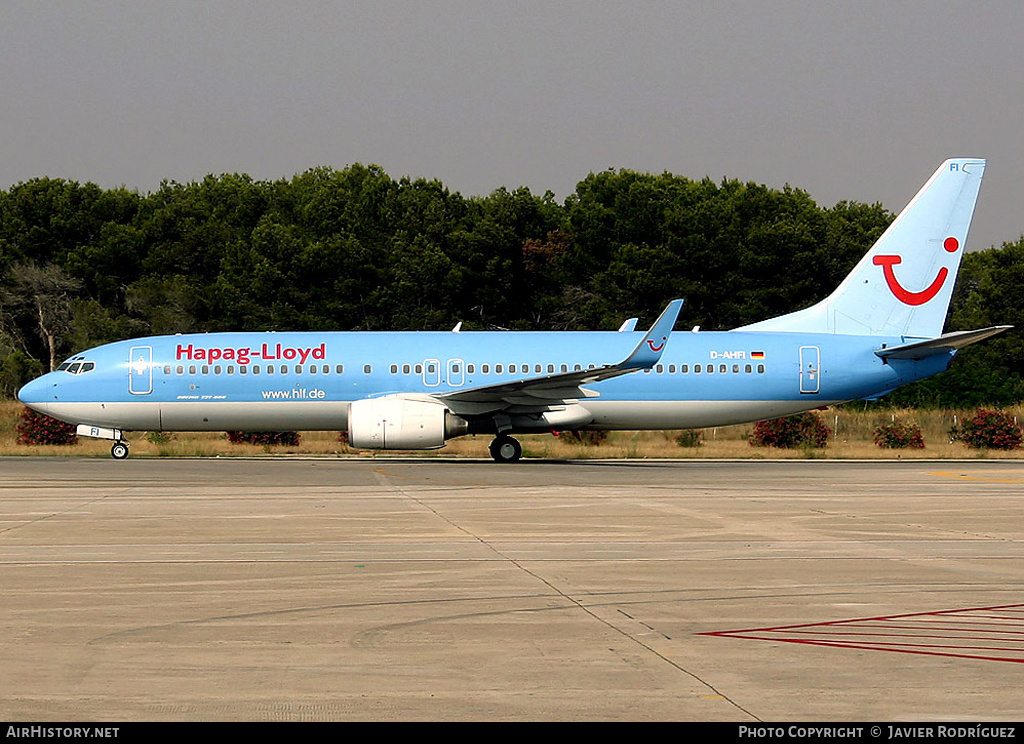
[488,435,522,463]
[110,440,130,460]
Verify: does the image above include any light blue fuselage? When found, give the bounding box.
[18,329,950,434]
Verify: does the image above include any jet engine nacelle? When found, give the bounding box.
[347,396,469,450]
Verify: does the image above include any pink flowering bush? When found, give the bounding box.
[750,412,830,448]
[873,421,925,449]
[950,409,1023,450]
[16,407,78,446]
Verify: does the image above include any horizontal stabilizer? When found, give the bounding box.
[875,326,1012,360]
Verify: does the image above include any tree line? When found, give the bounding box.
[0,164,1020,407]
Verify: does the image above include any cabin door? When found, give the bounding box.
[128,346,153,395]
[799,345,820,394]
[446,358,465,387]
[423,358,441,387]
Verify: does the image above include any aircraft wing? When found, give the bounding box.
[437,299,683,414]
[875,326,1012,360]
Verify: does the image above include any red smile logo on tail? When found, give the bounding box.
[873,237,959,306]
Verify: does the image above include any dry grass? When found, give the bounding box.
[3,400,1023,459]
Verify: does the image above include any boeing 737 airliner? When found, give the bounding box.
[18,159,1008,461]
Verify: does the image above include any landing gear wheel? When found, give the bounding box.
[489,435,522,463]
[110,442,129,460]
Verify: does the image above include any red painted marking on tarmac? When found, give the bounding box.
[700,603,1024,663]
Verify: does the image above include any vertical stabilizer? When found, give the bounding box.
[739,158,986,338]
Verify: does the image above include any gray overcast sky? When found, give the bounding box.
[1,1,1021,250]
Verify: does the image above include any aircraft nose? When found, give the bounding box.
[17,375,53,412]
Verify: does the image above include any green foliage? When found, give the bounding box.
[675,430,704,447]
[1,262,83,370]
[950,409,1023,450]
[225,431,301,446]
[561,430,608,446]
[750,413,831,448]
[145,431,176,445]
[16,407,78,445]
[873,421,925,449]
[0,348,43,399]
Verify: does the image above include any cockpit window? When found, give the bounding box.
[58,360,95,375]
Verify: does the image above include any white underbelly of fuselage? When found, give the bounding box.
[38,397,839,434]
[36,400,350,432]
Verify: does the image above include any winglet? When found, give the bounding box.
[621,299,683,369]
